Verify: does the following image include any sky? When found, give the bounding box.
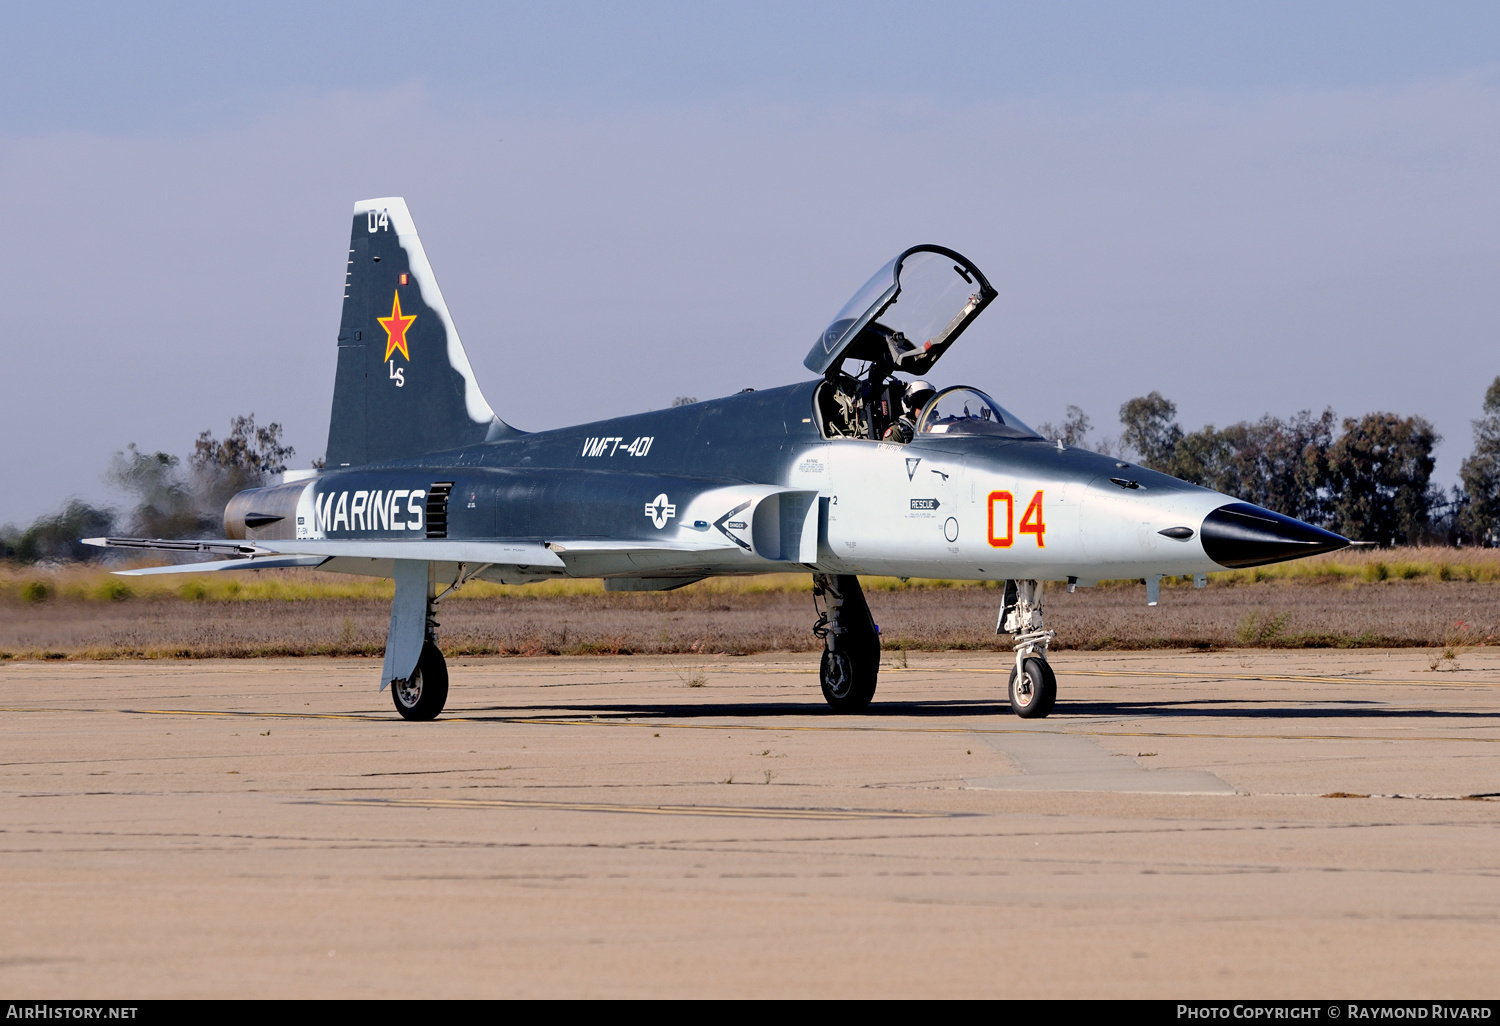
[2,1,1498,526]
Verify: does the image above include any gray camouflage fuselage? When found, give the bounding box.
[230,380,1254,589]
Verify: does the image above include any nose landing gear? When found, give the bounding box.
[812,573,880,713]
[999,579,1057,718]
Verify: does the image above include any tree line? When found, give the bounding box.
[0,415,297,563]
[1036,374,1500,547]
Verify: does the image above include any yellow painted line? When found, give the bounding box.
[317,796,947,820]
[502,716,1500,745]
[128,708,392,722]
[3,706,457,723]
[949,667,1500,687]
[630,664,1500,687]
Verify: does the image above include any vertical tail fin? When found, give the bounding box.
[325,198,514,468]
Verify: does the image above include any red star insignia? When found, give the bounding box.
[378,291,416,362]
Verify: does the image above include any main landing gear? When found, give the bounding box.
[392,641,449,721]
[385,560,488,721]
[812,574,881,713]
[999,579,1057,718]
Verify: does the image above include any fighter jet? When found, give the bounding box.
[88,198,1348,721]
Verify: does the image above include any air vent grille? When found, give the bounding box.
[426,482,453,539]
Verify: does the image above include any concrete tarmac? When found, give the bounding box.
[2,649,1499,998]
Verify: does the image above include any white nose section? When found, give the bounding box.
[1076,476,1227,575]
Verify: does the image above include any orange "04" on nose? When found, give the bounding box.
[988,490,1045,548]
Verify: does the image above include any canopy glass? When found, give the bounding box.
[804,246,996,377]
[916,386,1041,440]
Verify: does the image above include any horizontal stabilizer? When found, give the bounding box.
[85,537,269,557]
[113,556,329,576]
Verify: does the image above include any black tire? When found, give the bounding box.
[815,574,881,713]
[820,645,878,713]
[1008,656,1056,718]
[392,641,449,721]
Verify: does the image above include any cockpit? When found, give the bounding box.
[808,246,1039,443]
[916,386,1040,439]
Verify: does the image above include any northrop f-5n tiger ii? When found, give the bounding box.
[89,198,1349,720]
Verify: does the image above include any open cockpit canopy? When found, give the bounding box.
[804,246,996,378]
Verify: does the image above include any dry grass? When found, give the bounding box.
[5,545,1499,607]
[1,565,1496,662]
[2,547,1496,661]
[1205,545,1500,585]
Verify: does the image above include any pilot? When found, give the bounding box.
[881,379,936,443]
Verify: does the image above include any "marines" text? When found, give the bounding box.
[315,489,427,533]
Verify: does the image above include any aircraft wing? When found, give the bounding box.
[82,484,818,582]
[83,536,565,576]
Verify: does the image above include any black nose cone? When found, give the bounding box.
[1200,502,1349,569]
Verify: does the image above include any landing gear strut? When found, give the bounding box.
[998,579,1057,718]
[812,573,880,713]
[385,560,489,721]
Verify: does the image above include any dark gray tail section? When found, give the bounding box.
[326,198,515,468]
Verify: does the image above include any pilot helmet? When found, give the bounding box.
[905,380,936,414]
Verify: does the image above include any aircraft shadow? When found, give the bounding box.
[462,697,1493,722]
[466,699,1005,721]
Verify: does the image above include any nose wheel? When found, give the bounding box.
[1008,656,1057,718]
[999,579,1058,718]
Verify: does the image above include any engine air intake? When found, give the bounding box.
[425,482,453,539]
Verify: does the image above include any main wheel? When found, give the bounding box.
[392,641,449,721]
[820,645,877,713]
[1008,656,1056,718]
